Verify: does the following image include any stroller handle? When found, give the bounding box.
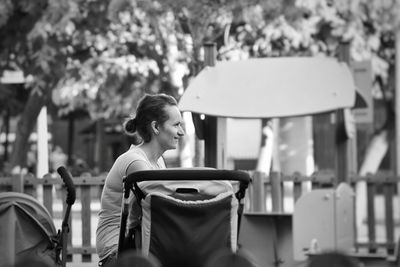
[57,166,76,205]
[119,168,251,254]
[124,168,251,188]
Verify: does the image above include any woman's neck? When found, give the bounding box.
[139,142,164,164]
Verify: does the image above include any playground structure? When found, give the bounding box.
[178,43,400,266]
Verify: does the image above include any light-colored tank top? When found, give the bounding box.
[96,146,164,260]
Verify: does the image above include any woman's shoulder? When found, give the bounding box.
[108,146,149,177]
[118,146,146,160]
[111,147,146,168]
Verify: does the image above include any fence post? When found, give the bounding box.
[11,173,23,193]
[43,174,54,216]
[366,178,377,253]
[81,183,92,262]
[252,171,266,212]
[384,178,395,254]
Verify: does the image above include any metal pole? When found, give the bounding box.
[336,42,357,184]
[203,43,228,169]
[204,42,216,67]
[252,171,266,212]
[4,107,10,161]
[395,30,400,216]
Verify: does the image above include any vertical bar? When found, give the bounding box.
[311,175,319,190]
[395,29,400,246]
[202,43,220,168]
[24,174,37,197]
[293,176,302,203]
[264,176,269,212]
[42,174,53,214]
[216,117,227,169]
[204,42,216,67]
[336,53,349,184]
[251,171,265,212]
[25,183,35,197]
[384,179,395,254]
[36,106,49,178]
[271,172,282,213]
[336,42,357,184]
[12,174,23,193]
[3,107,10,161]
[353,180,360,253]
[366,180,377,253]
[94,119,104,172]
[67,114,75,166]
[81,184,92,262]
[43,180,53,216]
[312,113,336,170]
[246,181,253,212]
[203,116,217,167]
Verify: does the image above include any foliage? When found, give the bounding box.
[53,1,188,119]
[1,0,400,170]
[48,0,400,119]
[219,0,399,101]
[3,0,399,120]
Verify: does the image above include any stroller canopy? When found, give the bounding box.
[0,192,57,266]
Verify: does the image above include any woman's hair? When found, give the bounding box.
[124,93,178,143]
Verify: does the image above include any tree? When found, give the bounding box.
[2,0,398,174]
[0,0,58,172]
[0,0,126,172]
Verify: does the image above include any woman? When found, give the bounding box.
[96,93,185,266]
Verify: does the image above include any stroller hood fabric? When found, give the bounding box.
[0,192,57,267]
[141,191,238,267]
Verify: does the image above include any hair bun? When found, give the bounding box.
[124,118,137,134]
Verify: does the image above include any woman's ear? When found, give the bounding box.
[151,121,159,135]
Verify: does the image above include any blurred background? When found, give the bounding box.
[0,0,398,179]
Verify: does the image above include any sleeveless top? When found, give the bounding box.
[96,146,165,260]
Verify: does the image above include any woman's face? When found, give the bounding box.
[157,105,184,150]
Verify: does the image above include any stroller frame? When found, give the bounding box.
[0,167,75,267]
[117,168,251,266]
[56,167,76,267]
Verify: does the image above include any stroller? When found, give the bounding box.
[117,168,251,267]
[0,167,76,267]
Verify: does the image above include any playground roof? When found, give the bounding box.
[179,57,364,119]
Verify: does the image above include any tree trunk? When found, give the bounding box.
[94,118,104,173]
[358,129,389,175]
[7,92,45,173]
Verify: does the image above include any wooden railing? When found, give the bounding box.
[247,171,400,258]
[0,171,399,262]
[351,173,399,256]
